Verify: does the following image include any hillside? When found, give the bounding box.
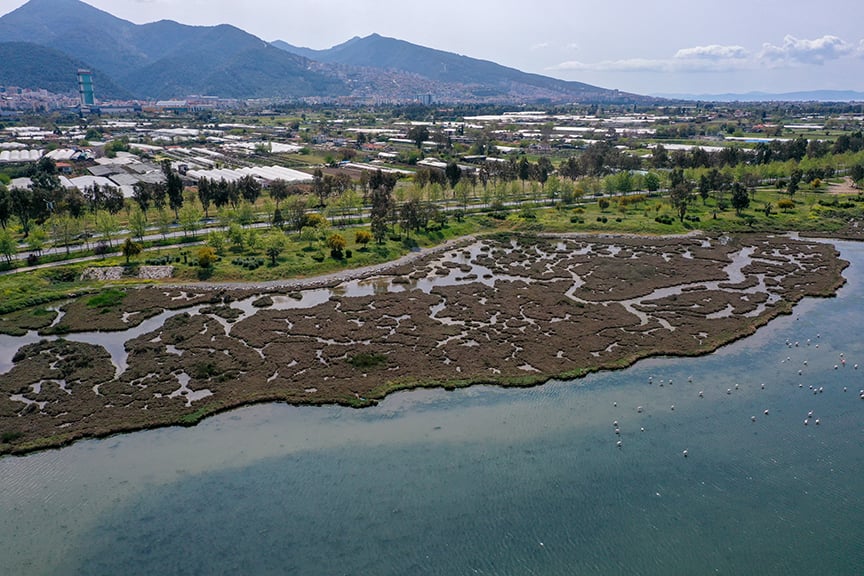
[274,34,644,103]
[0,0,644,103]
[0,0,346,100]
[0,42,131,100]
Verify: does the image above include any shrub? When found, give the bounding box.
[197,246,217,268]
[348,352,387,369]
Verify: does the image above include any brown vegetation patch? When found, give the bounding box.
[0,233,848,455]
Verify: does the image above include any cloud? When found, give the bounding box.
[530,42,551,51]
[674,44,749,60]
[760,35,856,64]
[550,35,862,74]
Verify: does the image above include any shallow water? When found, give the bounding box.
[1,241,863,576]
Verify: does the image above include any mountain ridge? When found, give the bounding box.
[0,0,643,103]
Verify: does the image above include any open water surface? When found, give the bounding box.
[1,241,863,575]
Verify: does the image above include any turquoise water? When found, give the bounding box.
[2,241,864,576]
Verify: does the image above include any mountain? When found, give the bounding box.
[274,34,642,104]
[0,42,131,99]
[0,0,643,103]
[652,90,864,103]
[0,0,346,100]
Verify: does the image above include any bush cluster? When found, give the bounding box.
[231,256,264,270]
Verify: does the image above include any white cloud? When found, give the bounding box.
[550,35,863,75]
[760,35,856,64]
[530,42,550,51]
[675,44,749,60]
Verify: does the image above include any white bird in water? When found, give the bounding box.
[815,419,820,425]
[613,420,619,427]
[637,406,643,413]
[804,419,809,426]
[617,440,623,447]
[764,409,770,415]
[682,450,688,457]
[761,383,766,390]
[699,391,704,398]
[808,411,813,418]
[751,416,757,422]
[671,405,675,411]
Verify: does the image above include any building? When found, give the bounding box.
[77,69,95,108]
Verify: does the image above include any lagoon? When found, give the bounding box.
[1,241,863,575]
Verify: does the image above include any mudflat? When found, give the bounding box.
[0,233,847,455]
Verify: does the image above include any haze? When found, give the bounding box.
[1,0,863,95]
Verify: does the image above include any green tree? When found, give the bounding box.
[95,211,119,248]
[0,227,15,263]
[269,179,290,209]
[162,160,184,219]
[731,182,750,216]
[207,230,226,255]
[25,224,47,255]
[129,208,148,241]
[179,204,203,238]
[121,237,142,264]
[445,161,462,189]
[669,180,694,223]
[50,214,80,255]
[156,209,172,240]
[0,184,12,229]
[407,125,429,149]
[263,231,287,265]
[644,172,661,193]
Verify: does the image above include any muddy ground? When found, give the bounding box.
[0,233,848,454]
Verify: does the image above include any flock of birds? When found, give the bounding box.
[609,331,863,455]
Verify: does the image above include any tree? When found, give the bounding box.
[263,231,286,265]
[0,227,15,263]
[197,178,212,218]
[730,182,750,216]
[445,161,462,189]
[370,176,393,244]
[10,186,34,236]
[269,179,290,209]
[132,181,152,215]
[644,172,661,193]
[518,156,531,191]
[26,224,47,255]
[162,160,184,219]
[50,214,80,255]
[777,198,796,212]
[326,233,346,258]
[238,175,262,204]
[407,125,429,149]
[96,211,119,247]
[101,185,125,215]
[121,237,142,264]
[355,229,372,249]
[669,180,694,222]
[0,185,11,229]
[129,208,148,241]
[197,246,217,268]
[178,204,202,238]
[156,209,172,240]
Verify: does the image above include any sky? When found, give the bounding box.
[2,0,864,96]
